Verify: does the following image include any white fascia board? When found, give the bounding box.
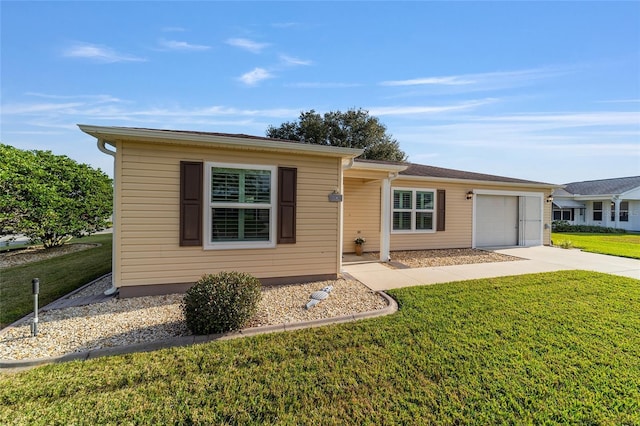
[78,124,363,159]
[572,195,616,201]
[350,162,408,173]
[396,174,559,189]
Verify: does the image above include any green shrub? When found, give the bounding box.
[552,220,626,234]
[182,271,262,335]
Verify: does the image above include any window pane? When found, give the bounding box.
[212,208,239,241]
[241,208,270,240]
[620,201,629,222]
[562,210,572,221]
[211,169,240,202]
[394,190,412,209]
[244,170,271,204]
[416,191,434,210]
[416,212,433,230]
[393,212,411,230]
[211,208,270,241]
[593,202,603,221]
[553,210,561,220]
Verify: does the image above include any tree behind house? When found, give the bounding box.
[266,108,407,162]
[0,144,112,248]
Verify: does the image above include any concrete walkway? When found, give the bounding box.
[343,246,640,291]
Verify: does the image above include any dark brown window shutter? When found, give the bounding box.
[436,189,446,232]
[278,167,297,244]
[180,161,203,246]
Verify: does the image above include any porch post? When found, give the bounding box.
[613,196,621,229]
[380,176,392,262]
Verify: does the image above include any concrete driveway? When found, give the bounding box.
[343,246,640,291]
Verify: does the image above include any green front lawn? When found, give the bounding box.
[2,271,638,424]
[0,234,112,328]
[552,232,640,259]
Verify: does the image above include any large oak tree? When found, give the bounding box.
[0,144,113,248]
[266,108,407,162]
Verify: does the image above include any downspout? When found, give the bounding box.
[97,139,118,296]
[380,172,399,262]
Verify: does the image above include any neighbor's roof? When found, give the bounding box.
[78,125,363,159]
[354,159,555,186]
[561,176,640,196]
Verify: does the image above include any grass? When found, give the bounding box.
[552,232,640,259]
[0,234,112,328]
[1,270,638,424]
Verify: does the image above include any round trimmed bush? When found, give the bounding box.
[182,271,262,335]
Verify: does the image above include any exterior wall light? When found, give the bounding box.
[466,191,473,200]
[546,195,554,203]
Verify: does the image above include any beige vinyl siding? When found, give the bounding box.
[117,142,341,287]
[341,174,553,253]
[390,180,472,251]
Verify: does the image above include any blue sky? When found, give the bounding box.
[2,1,639,183]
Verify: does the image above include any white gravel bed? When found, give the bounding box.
[388,248,522,268]
[68,274,113,299]
[0,278,386,361]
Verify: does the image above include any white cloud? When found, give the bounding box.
[380,67,571,92]
[238,68,273,86]
[25,92,125,103]
[286,82,362,89]
[2,102,84,114]
[381,76,475,86]
[226,38,270,53]
[62,42,146,63]
[2,94,299,123]
[368,99,498,116]
[473,111,640,127]
[158,39,211,51]
[279,54,312,66]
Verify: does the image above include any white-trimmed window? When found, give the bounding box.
[205,163,276,249]
[593,201,603,221]
[392,188,435,232]
[611,201,629,222]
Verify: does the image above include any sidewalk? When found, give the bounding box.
[343,246,640,291]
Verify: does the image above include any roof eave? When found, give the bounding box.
[78,124,364,159]
[396,174,559,188]
[350,161,408,173]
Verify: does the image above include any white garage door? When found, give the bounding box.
[475,194,543,247]
[476,195,518,247]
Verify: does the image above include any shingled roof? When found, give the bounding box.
[354,159,553,185]
[562,176,640,196]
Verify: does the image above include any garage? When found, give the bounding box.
[474,193,543,248]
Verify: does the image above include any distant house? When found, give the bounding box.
[552,176,640,232]
[79,125,556,297]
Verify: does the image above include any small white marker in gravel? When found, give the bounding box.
[306,285,334,309]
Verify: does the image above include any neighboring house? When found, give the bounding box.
[80,125,556,297]
[552,176,640,232]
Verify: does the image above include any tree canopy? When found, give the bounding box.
[0,144,113,248]
[266,108,407,162]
